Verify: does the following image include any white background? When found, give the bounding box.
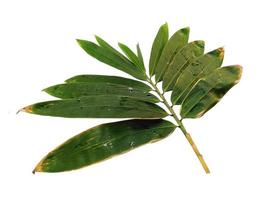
[1,0,266,199]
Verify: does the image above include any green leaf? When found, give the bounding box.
[155,27,190,82]
[44,82,160,103]
[180,65,242,118]
[76,39,147,80]
[118,42,144,71]
[171,47,224,105]
[149,23,169,76]
[95,35,129,61]
[136,43,145,71]
[33,119,176,173]
[65,75,151,91]
[162,40,205,92]
[22,96,168,118]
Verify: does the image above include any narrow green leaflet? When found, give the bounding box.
[149,23,169,76]
[118,43,144,71]
[155,27,190,82]
[76,39,146,80]
[180,65,242,118]
[44,82,159,103]
[95,35,129,61]
[22,96,168,118]
[33,119,176,173]
[65,75,152,91]
[136,43,145,71]
[162,40,205,92]
[171,47,224,105]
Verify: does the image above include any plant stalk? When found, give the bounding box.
[147,77,210,174]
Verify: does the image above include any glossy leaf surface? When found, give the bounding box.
[171,47,224,105]
[180,65,242,118]
[155,27,190,82]
[22,96,168,118]
[33,119,176,172]
[149,23,169,76]
[162,41,205,92]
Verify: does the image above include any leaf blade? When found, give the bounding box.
[149,23,169,76]
[180,65,242,118]
[65,75,152,91]
[44,82,160,103]
[76,39,146,80]
[171,47,224,105]
[118,42,143,71]
[33,119,176,173]
[22,96,168,118]
[95,35,130,61]
[162,40,205,92]
[155,27,190,82]
[136,43,145,71]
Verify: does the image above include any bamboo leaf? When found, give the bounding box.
[21,96,168,118]
[162,40,205,92]
[118,42,144,71]
[180,65,242,118]
[65,75,152,91]
[76,39,147,80]
[95,35,129,61]
[155,27,190,82]
[136,43,145,71]
[33,119,176,173]
[149,23,169,76]
[44,82,160,103]
[171,47,224,105]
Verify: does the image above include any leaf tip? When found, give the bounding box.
[235,65,243,82]
[41,86,49,92]
[42,86,54,95]
[94,35,102,43]
[32,162,43,174]
[163,22,168,27]
[218,47,225,59]
[117,42,123,48]
[212,46,225,58]
[76,39,84,46]
[194,40,205,49]
[181,26,190,35]
[18,105,33,114]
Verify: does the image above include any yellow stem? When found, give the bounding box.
[147,77,210,174]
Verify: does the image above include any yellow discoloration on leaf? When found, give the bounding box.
[235,65,243,83]
[20,105,33,113]
[218,47,225,59]
[32,160,44,173]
